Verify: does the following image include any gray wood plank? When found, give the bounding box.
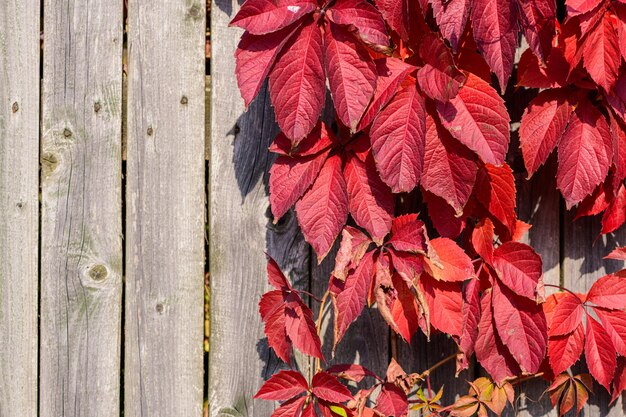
[39,1,123,416]
[208,0,312,413]
[563,207,626,416]
[124,1,206,416]
[0,1,40,415]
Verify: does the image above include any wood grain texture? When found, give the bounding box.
[563,209,626,416]
[39,1,123,416]
[0,1,39,415]
[124,1,206,416]
[208,0,312,413]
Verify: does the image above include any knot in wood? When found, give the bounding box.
[89,264,108,281]
[63,128,72,138]
[11,102,19,113]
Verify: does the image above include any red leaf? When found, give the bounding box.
[370,83,426,192]
[269,123,335,157]
[472,218,495,264]
[475,291,522,383]
[458,278,481,372]
[255,369,309,400]
[391,274,422,341]
[423,237,474,282]
[585,315,617,391]
[326,363,379,382]
[517,0,556,62]
[610,112,626,192]
[422,113,478,214]
[333,225,372,281]
[605,246,626,260]
[575,182,612,219]
[284,292,324,359]
[582,12,620,92]
[324,22,377,132]
[548,292,584,337]
[236,25,300,107]
[271,396,308,417]
[270,150,330,221]
[492,280,547,373]
[470,0,519,90]
[548,322,585,375]
[431,0,470,51]
[419,274,463,337]
[389,249,425,283]
[436,73,510,165]
[376,383,409,417]
[586,274,626,309]
[520,89,573,177]
[267,256,293,290]
[613,357,626,404]
[602,184,626,234]
[557,100,613,209]
[344,153,395,244]
[423,191,466,238]
[333,251,375,346]
[269,18,326,142]
[312,371,353,402]
[358,58,416,131]
[492,241,544,302]
[475,164,517,238]
[375,0,410,41]
[594,307,626,356]
[416,34,465,101]
[388,213,429,254]
[327,0,389,47]
[296,154,349,261]
[566,0,602,15]
[616,5,626,62]
[231,0,317,34]
[260,291,292,363]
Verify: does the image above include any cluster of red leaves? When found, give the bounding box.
[232,0,626,415]
[519,0,626,233]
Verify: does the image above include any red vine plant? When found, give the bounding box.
[231,0,626,415]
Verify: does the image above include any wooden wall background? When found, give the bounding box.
[0,0,625,416]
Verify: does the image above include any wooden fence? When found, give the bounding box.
[0,0,625,416]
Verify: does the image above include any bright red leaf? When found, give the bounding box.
[492,241,544,302]
[437,73,510,165]
[311,371,353,402]
[586,274,626,310]
[230,0,317,35]
[548,322,585,375]
[585,315,617,391]
[255,369,309,400]
[423,237,474,282]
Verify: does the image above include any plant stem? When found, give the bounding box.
[315,290,330,373]
[543,283,580,299]
[511,372,544,386]
[418,353,457,379]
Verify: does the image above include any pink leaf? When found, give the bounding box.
[269,19,326,143]
[492,241,544,302]
[296,154,349,261]
[557,100,612,209]
[324,22,377,132]
[370,83,426,192]
[431,0,470,52]
[327,0,389,47]
[344,153,395,244]
[436,73,510,165]
[231,0,317,34]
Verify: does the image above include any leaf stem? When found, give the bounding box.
[543,283,580,299]
[511,372,544,386]
[315,290,330,373]
[418,353,457,379]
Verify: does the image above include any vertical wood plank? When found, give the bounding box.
[208,0,312,413]
[563,209,626,416]
[0,1,39,415]
[40,1,123,416]
[125,0,206,416]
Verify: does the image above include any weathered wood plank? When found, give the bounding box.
[0,1,39,415]
[124,1,206,416]
[563,208,626,416]
[39,1,123,416]
[208,0,312,412]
